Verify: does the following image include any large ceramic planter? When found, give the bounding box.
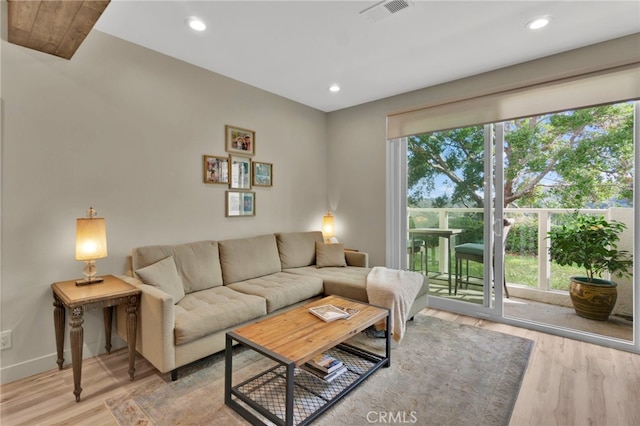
[569,276,617,321]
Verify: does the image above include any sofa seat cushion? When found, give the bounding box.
[226,272,323,313]
[133,240,223,293]
[284,266,430,304]
[284,266,371,302]
[174,286,266,346]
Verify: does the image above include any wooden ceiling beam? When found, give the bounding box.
[7,0,110,60]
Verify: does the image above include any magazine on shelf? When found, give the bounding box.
[307,353,344,373]
[300,364,348,382]
[308,304,350,322]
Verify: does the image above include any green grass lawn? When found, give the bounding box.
[410,251,583,291]
[506,254,580,291]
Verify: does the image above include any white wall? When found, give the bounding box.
[611,208,634,317]
[326,103,390,266]
[0,30,328,383]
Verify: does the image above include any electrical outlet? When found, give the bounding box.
[1,330,12,350]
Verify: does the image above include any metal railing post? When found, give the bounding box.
[538,211,550,291]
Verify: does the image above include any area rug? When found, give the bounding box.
[106,314,533,426]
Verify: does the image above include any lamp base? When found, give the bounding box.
[77,260,103,285]
[75,277,104,286]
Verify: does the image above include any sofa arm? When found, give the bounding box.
[115,275,176,374]
[345,250,369,268]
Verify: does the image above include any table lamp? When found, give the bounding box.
[75,207,108,285]
[322,210,335,243]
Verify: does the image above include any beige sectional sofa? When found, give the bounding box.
[115,231,429,379]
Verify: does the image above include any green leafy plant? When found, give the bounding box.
[547,212,633,283]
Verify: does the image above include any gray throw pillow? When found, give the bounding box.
[315,242,347,268]
[136,256,186,303]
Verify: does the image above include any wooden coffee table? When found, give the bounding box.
[225,295,390,426]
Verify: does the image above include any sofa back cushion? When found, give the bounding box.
[218,234,282,284]
[132,240,223,293]
[275,231,324,269]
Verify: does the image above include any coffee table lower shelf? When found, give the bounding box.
[225,339,389,426]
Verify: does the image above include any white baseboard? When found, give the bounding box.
[0,339,127,385]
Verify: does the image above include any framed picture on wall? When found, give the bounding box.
[230,155,252,189]
[226,191,255,217]
[225,125,255,156]
[253,162,273,187]
[203,155,230,184]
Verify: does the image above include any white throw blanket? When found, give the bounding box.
[366,266,424,342]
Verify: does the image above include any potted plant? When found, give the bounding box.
[547,212,633,321]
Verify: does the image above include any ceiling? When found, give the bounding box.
[93,1,640,112]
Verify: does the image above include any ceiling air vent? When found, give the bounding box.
[360,0,414,23]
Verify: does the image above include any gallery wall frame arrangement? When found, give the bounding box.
[203,155,230,184]
[225,125,255,156]
[253,162,273,187]
[203,125,272,217]
[226,191,255,217]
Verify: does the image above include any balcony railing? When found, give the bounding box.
[407,207,634,295]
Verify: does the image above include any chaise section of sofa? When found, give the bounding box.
[275,231,372,301]
[275,231,429,319]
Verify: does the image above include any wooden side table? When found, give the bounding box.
[51,274,140,402]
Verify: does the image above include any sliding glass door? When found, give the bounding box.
[400,123,506,318]
[388,100,637,352]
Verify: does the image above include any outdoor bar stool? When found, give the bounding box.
[407,239,425,273]
[454,219,514,298]
[455,243,484,292]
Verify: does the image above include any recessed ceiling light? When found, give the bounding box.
[329,84,341,92]
[186,17,206,32]
[526,16,551,30]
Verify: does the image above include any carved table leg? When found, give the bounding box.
[126,295,138,381]
[103,306,113,354]
[53,296,65,370]
[70,305,84,402]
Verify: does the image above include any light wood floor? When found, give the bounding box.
[1,309,639,425]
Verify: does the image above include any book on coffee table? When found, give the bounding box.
[308,304,350,322]
[334,305,360,320]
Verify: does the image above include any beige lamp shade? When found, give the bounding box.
[75,218,108,261]
[322,211,335,242]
